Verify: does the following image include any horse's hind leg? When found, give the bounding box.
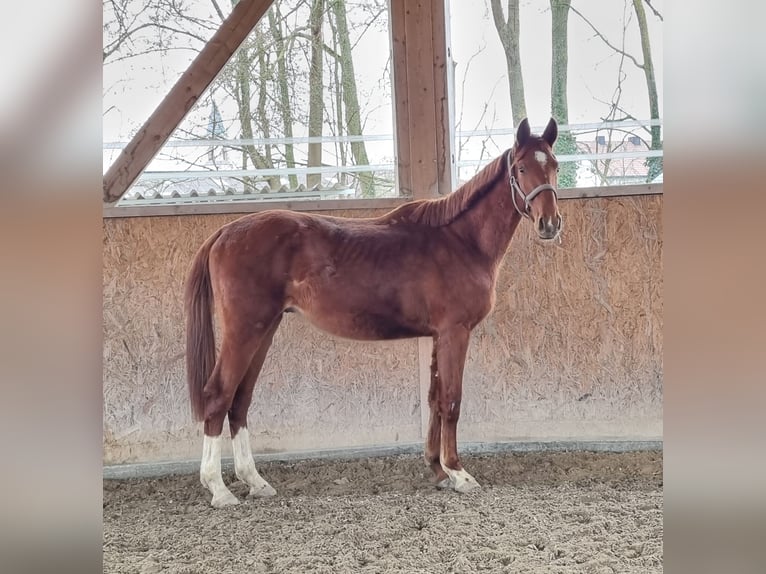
[228,316,282,498]
[199,342,254,508]
[425,341,450,488]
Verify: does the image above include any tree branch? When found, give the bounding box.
[570,5,644,69]
[292,32,341,59]
[209,0,225,21]
[151,23,210,45]
[642,0,663,21]
[104,45,201,64]
[489,0,509,46]
[103,21,156,61]
[350,4,386,51]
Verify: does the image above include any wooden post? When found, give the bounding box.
[418,337,434,438]
[102,0,274,204]
[390,0,454,199]
[431,0,457,195]
[390,0,412,198]
[390,0,454,436]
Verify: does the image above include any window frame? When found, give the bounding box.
[102,0,662,219]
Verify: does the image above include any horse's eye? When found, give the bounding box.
[518,166,525,174]
[556,167,560,173]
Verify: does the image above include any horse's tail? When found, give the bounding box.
[185,229,222,422]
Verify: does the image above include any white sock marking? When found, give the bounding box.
[441,467,481,493]
[200,435,239,507]
[439,447,481,493]
[232,429,276,497]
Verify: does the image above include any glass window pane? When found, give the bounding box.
[449,0,663,188]
[103,0,396,205]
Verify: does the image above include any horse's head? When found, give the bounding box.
[509,118,563,241]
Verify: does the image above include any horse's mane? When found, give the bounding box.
[380,150,510,227]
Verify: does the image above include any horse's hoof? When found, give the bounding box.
[450,470,481,494]
[454,477,481,493]
[211,491,240,508]
[248,482,277,498]
[435,477,452,490]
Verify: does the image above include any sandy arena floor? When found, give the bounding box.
[103,450,663,573]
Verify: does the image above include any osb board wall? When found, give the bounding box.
[103,197,662,465]
[103,209,420,465]
[459,196,662,442]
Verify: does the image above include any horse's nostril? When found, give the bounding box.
[538,218,545,232]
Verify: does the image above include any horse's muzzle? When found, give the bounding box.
[536,213,562,240]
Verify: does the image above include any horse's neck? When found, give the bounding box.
[450,177,523,265]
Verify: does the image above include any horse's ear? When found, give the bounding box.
[515,118,531,148]
[542,117,558,147]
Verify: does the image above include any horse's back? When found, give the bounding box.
[206,208,408,290]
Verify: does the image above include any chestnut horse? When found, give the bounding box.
[186,118,562,507]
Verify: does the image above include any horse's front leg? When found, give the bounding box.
[425,341,450,488]
[435,326,480,493]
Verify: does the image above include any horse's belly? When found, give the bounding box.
[284,256,433,340]
[287,280,429,341]
[294,305,428,341]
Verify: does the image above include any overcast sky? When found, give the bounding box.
[102,0,663,172]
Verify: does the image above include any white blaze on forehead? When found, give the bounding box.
[534,150,548,166]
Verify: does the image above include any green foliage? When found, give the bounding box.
[646,155,663,183]
[553,131,577,188]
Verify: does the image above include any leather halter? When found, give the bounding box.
[506,149,558,220]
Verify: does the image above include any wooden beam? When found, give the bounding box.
[390,0,453,200]
[390,0,412,197]
[102,197,410,219]
[403,0,438,199]
[418,337,433,437]
[102,0,274,204]
[102,184,663,219]
[431,0,456,195]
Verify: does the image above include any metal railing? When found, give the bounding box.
[103,119,663,207]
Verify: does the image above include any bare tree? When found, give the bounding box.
[571,1,663,183]
[632,0,662,181]
[329,0,374,196]
[307,0,325,189]
[550,0,577,187]
[269,4,299,188]
[106,0,390,196]
[326,8,348,186]
[577,20,643,187]
[454,41,503,179]
[490,0,527,126]
[231,24,280,190]
[103,0,213,63]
